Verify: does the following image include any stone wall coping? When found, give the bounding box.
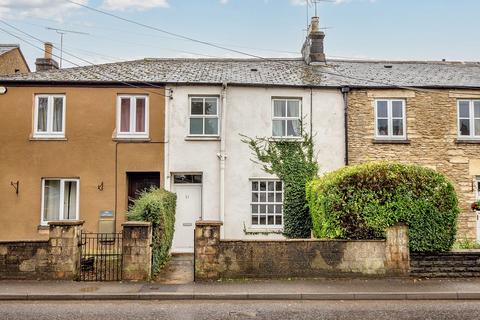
[0,239,49,244]
[221,239,386,243]
[48,220,84,226]
[122,221,152,227]
[196,220,223,226]
[412,250,480,255]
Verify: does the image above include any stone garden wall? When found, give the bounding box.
[0,221,83,280]
[411,251,480,277]
[194,221,410,281]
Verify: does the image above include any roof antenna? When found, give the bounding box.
[46,27,89,68]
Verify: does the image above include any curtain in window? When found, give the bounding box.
[37,97,48,132]
[53,97,63,132]
[120,98,130,132]
[136,98,145,132]
[43,180,60,221]
[63,181,77,220]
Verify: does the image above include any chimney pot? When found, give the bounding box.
[44,42,53,59]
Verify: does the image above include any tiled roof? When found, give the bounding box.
[1,57,480,88]
[0,44,19,56]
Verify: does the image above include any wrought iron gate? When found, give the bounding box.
[78,232,123,281]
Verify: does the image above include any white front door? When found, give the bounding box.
[171,174,202,253]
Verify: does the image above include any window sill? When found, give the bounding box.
[113,137,151,142]
[244,227,284,235]
[372,139,410,145]
[30,137,67,141]
[185,136,221,141]
[455,139,480,144]
[37,225,49,230]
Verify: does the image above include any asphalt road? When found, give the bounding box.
[1,300,480,320]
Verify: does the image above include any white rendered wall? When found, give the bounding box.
[165,85,345,240]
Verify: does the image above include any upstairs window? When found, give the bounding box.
[34,94,65,138]
[458,100,480,139]
[41,178,79,225]
[189,96,220,136]
[272,98,301,137]
[116,95,149,139]
[374,99,406,139]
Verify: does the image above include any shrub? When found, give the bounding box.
[306,162,459,252]
[127,187,176,275]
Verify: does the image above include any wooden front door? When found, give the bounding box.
[127,172,161,207]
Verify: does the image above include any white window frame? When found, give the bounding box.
[116,95,149,139]
[374,99,407,140]
[250,178,283,229]
[33,94,66,138]
[40,178,80,226]
[271,98,302,138]
[457,99,480,139]
[188,96,220,137]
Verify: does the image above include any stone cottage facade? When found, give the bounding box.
[347,86,480,241]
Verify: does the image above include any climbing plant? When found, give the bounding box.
[242,126,318,238]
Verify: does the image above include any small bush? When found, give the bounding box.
[453,240,480,250]
[127,187,176,275]
[306,162,459,252]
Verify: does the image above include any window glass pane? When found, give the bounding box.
[259,181,266,191]
[259,193,266,202]
[268,193,274,202]
[268,205,274,214]
[43,180,60,221]
[460,119,470,136]
[275,181,282,191]
[190,118,203,134]
[459,101,470,118]
[205,98,217,115]
[287,100,300,117]
[120,98,130,132]
[376,101,388,117]
[37,97,48,132]
[52,97,63,132]
[392,119,404,136]
[135,98,146,132]
[252,205,258,214]
[276,193,282,202]
[474,101,480,118]
[259,216,266,225]
[252,192,258,202]
[252,216,258,225]
[268,181,274,191]
[287,120,301,136]
[273,100,286,117]
[259,205,266,214]
[252,181,258,191]
[268,216,274,225]
[475,119,480,136]
[63,181,77,220]
[377,119,389,136]
[272,120,285,136]
[275,216,282,225]
[204,118,218,135]
[392,101,403,118]
[275,204,282,213]
[191,98,203,115]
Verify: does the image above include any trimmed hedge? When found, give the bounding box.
[127,187,176,275]
[306,162,459,252]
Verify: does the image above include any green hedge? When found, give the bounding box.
[306,162,459,252]
[127,187,176,275]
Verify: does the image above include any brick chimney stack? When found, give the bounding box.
[301,17,326,64]
[35,42,59,72]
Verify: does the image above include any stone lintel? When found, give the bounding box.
[122,221,152,227]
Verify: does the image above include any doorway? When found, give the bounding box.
[127,172,161,207]
[171,173,202,253]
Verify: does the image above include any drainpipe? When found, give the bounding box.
[164,87,173,191]
[341,86,351,165]
[218,82,228,238]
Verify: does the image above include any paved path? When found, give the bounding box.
[2,300,480,320]
[2,278,480,300]
[155,253,194,284]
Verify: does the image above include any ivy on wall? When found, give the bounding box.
[242,128,318,238]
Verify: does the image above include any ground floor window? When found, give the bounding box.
[251,179,283,227]
[41,178,79,225]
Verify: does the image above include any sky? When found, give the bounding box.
[0,0,479,70]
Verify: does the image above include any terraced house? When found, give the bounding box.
[2,18,480,246]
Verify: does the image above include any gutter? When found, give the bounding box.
[218,82,228,238]
[341,86,351,166]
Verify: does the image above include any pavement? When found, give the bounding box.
[2,278,480,301]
